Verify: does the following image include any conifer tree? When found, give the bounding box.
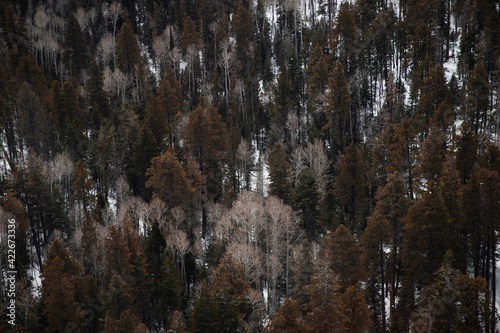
[306,44,330,113]
[122,218,150,325]
[10,153,70,268]
[62,14,89,78]
[15,82,50,157]
[407,23,436,103]
[116,22,141,74]
[463,64,491,134]
[60,80,87,158]
[401,181,452,325]
[324,61,353,155]
[0,191,31,284]
[180,16,198,50]
[416,65,451,135]
[71,160,96,223]
[455,123,479,184]
[291,238,314,309]
[184,97,229,234]
[104,309,141,333]
[411,252,494,332]
[266,299,310,333]
[361,171,409,322]
[157,255,182,323]
[46,81,64,146]
[416,127,447,184]
[87,61,111,131]
[334,143,368,234]
[126,124,158,198]
[231,4,254,74]
[191,254,250,332]
[293,168,320,241]
[462,168,500,292]
[41,239,80,332]
[325,224,364,290]
[79,212,101,277]
[379,118,417,198]
[332,3,358,75]
[306,251,338,332]
[271,65,295,140]
[334,286,371,333]
[146,149,194,208]
[267,143,292,204]
[155,67,185,148]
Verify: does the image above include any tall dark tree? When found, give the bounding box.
[62,14,89,78]
[324,224,364,291]
[87,61,111,131]
[324,61,353,155]
[267,143,292,204]
[184,97,229,235]
[463,64,491,134]
[41,239,80,332]
[146,149,194,208]
[116,22,141,74]
[362,171,409,329]
[334,143,369,234]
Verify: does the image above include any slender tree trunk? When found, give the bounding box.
[380,243,387,332]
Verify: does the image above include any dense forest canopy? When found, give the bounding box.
[0,0,500,331]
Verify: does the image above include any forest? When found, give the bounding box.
[0,0,500,331]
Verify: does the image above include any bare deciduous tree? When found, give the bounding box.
[114,175,130,209]
[236,139,254,191]
[74,7,88,31]
[44,151,75,200]
[265,195,301,313]
[102,1,122,69]
[286,113,301,149]
[116,196,145,229]
[219,38,235,105]
[113,68,132,103]
[97,33,115,66]
[291,139,330,200]
[168,46,181,78]
[152,35,168,74]
[226,242,263,284]
[169,229,190,290]
[168,206,185,233]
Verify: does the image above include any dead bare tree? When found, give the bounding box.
[74,7,88,31]
[113,68,132,104]
[97,32,115,67]
[265,195,301,313]
[290,139,330,200]
[219,38,235,105]
[286,113,301,149]
[226,242,263,284]
[169,229,190,290]
[236,139,254,191]
[102,1,122,69]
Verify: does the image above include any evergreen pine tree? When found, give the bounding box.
[402,181,452,302]
[334,286,371,333]
[146,149,194,208]
[116,22,141,74]
[62,14,89,78]
[266,299,310,333]
[41,239,80,332]
[87,61,111,131]
[334,143,368,234]
[325,224,364,290]
[324,61,353,155]
[267,143,292,204]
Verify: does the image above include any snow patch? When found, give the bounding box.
[29,264,42,297]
